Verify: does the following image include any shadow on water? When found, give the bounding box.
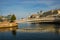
[0,23,60,40]
[30,23,60,34]
[0,26,18,36]
[12,27,17,36]
[29,22,54,28]
[53,23,60,35]
[18,23,60,40]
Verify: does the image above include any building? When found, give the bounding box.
[0,14,12,22]
[28,9,60,19]
[57,9,60,14]
[28,14,40,19]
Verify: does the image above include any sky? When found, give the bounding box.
[0,0,60,19]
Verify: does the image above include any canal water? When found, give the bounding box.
[0,23,60,40]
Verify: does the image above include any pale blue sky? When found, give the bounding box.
[0,0,60,19]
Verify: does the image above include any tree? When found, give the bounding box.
[10,14,16,22]
[53,10,58,14]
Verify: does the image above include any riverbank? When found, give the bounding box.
[0,21,18,28]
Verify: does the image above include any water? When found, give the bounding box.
[0,23,60,40]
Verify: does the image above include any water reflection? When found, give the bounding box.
[0,23,59,35]
[18,23,60,33]
[0,26,18,33]
[54,24,60,35]
[12,27,17,36]
[0,23,60,40]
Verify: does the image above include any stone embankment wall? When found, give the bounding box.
[0,21,17,28]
